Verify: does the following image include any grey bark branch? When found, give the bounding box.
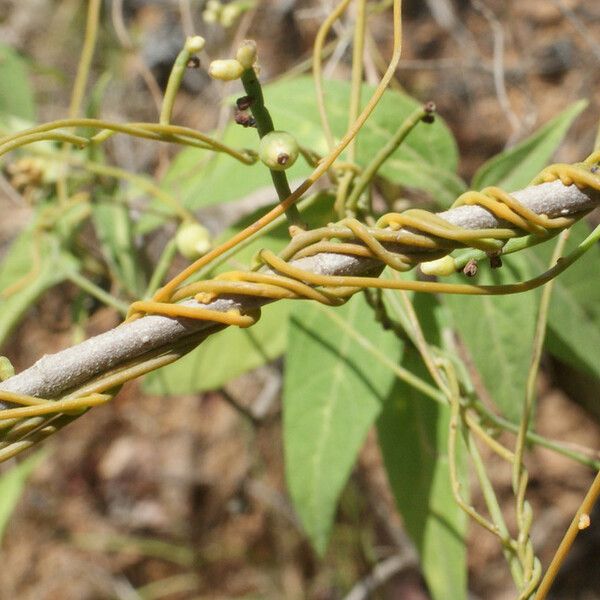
[1,180,598,407]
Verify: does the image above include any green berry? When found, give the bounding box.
[258,131,299,171]
[176,222,212,260]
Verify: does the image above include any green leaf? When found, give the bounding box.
[377,296,467,600]
[444,253,538,421]
[144,300,289,394]
[145,76,462,232]
[284,293,401,555]
[143,194,336,394]
[526,222,600,380]
[0,43,36,121]
[0,231,79,346]
[0,450,46,542]
[92,199,146,297]
[472,100,587,190]
[266,77,464,205]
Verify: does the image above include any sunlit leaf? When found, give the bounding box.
[527,221,600,380]
[444,253,537,421]
[0,43,36,121]
[472,100,587,190]
[284,293,401,554]
[377,295,467,600]
[0,231,79,346]
[92,199,146,297]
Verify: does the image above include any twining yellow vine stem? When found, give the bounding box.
[313,0,353,152]
[535,470,600,599]
[144,0,404,305]
[0,119,256,164]
[347,0,367,165]
[57,0,101,205]
[130,155,600,325]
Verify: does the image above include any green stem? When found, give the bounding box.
[0,119,255,164]
[346,105,428,211]
[473,400,600,470]
[347,0,367,165]
[468,432,524,587]
[312,0,352,152]
[451,231,558,272]
[65,271,130,315]
[240,68,304,228]
[160,40,196,125]
[58,0,102,205]
[318,305,446,404]
[513,232,568,489]
[144,239,178,298]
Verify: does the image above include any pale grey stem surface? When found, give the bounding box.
[1,180,598,407]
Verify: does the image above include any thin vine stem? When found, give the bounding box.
[535,470,600,599]
[471,399,600,470]
[347,0,368,165]
[240,67,304,228]
[144,239,178,299]
[57,0,102,205]
[513,230,570,492]
[65,271,130,315]
[346,104,429,212]
[150,0,404,303]
[0,119,255,165]
[317,304,446,404]
[313,0,353,153]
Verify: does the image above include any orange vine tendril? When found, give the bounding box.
[127,155,600,327]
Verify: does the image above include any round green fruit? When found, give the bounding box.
[175,222,212,260]
[258,131,299,171]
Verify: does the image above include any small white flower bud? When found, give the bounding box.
[236,40,257,69]
[419,255,457,276]
[208,58,244,81]
[185,36,206,54]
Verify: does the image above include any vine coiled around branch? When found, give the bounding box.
[1,152,599,464]
[128,151,600,328]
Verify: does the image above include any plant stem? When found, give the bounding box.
[313,0,352,152]
[346,105,428,212]
[513,230,569,491]
[240,68,304,228]
[535,469,600,599]
[318,304,446,404]
[472,399,600,470]
[66,271,130,315]
[144,239,178,298]
[160,39,195,125]
[57,0,102,205]
[347,0,367,165]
